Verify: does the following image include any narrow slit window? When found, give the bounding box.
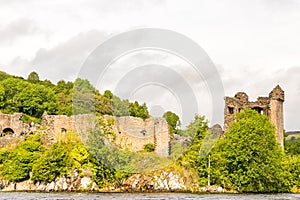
[228,107,234,114]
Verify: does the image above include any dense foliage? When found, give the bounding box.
[0,71,149,120]
[177,114,209,180]
[163,111,181,134]
[180,114,207,138]
[285,136,300,156]
[86,125,171,175]
[0,135,43,182]
[211,109,292,192]
[0,132,120,187]
[180,109,300,193]
[283,135,300,191]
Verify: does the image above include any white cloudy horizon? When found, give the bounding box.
[0,0,299,130]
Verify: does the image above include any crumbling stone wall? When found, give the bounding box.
[0,111,171,157]
[41,113,170,157]
[224,85,284,147]
[0,113,28,135]
[109,116,170,157]
[0,113,31,147]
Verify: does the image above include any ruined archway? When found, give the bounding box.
[2,128,14,135]
[61,128,67,134]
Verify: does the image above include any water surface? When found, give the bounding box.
[1,192,299,200]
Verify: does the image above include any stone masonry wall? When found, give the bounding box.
[106,116,170,157]
[224,85,284,147]
[41,113,170,157]
[0,112,170,157]
[0,111,170,157]
[0,113,32,147]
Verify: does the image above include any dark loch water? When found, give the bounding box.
[0,192,299,200]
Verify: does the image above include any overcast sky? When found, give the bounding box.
[0,0,299,130]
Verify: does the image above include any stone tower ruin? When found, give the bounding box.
[224,85,284,147]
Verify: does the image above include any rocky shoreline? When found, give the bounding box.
[0,170,226,193]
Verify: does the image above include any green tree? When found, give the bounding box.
[55,80,74,116]
[181,114,208,138]
[285,155,300,187]
[0,85,5,107]
[0,78,29,113]
[0,71,152,120]
[0,77,57,117]
[16,84,58,117]
[0,71,11,81]
[111,96,130,117]
[210,109,292,192]
[179,114,209,169]
[103,90,113,99]
[31,143,69,183]
[129,101,150,119]
[73,78,96,115]
[0,135,43,182]
[163,111,181,134]
[27,71,40,83]
[95,94,112,116]
[285,137,300,155]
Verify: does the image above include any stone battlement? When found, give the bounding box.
[224,85,284,147]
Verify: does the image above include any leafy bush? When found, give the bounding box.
[0,135,43,182]
[163,111,181,134]
[207,109,292,192]
[285,137,300,155]
[179,109,294,192]
[144,143,155,152]
[31,143,69,183]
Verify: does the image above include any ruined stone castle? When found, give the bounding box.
[224,85,284,147]
[0,112,170,157]
[0,85,285,155]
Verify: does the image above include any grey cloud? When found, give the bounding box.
[29,30,111,83]
[85,0,166,13]
[0,19,38,44]
[255,67,300,131]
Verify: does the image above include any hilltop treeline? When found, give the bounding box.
[0,71,149,120]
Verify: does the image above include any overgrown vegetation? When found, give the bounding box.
[86,126,171,175]
[0,132,121,188]
[0,134,43,182]
[178,109,300,193]
[163,111,181,134]
[143,143,155,152]
[285,135,300,156]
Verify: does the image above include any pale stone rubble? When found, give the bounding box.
[123,171,188,191]
[1,170,93,192]
[0,168,213,192]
